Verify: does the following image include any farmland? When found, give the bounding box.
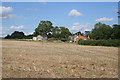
[2,39,118,78]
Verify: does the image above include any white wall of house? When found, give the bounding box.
[74,36,78,42]
[33,35,46,41]
[33,37,37,40]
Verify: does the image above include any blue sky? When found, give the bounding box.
[1,0,120,2]
[1,2,118,37]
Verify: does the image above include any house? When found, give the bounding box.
[67,34,90,43]
[74,35,79,42]
[67,36,74,42]
[33,37,37,40]
[37,35,44,40]
[76,35,88,43]
[67,35,78,42]
[33,35,45,41]
[47,38,56,41]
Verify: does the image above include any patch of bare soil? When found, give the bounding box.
[2,39,118,78]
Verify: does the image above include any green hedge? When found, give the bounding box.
[78,39,120,47]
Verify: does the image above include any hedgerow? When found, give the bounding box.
[78,39,120,47]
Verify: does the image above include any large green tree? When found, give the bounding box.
[34,21,53,37]
[10,31,25,39]
[52,26,72,41]
[5,34,11,39]
[85,31,91,37]
[59,27,72,41]
[34,21,71,41]
[111,24,120,39]
[74,31,84,36]
[90,22,112,40]
[52,26,61,39]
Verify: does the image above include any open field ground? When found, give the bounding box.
[2,39,118,78]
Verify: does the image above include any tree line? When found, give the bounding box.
[34,21,71,41]
[5,21,120,41]
[88,22,120,40]
[5,31,33,39]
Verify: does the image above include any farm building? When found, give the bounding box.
[47,38,56,41]
[76,36,88,43]
[33,37,37,40]
[68,35,90,43]
[37,35,44,40]
[33,35,46,41]
[67,35,78,42]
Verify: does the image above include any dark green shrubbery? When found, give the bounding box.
[5,31,26,39]
[78,39,120,47]
[61,38,67,42]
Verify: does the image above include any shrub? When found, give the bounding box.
[61,38,67,42]
[78,39,120,47]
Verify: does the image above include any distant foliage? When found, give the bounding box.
[90,22,112,40]
[5,34,11,39]
[5,31,26,39]
[25,34,34,39]
[10,31,25,39]
[89,22,120,40]
[73,31,84,36]
[4,21,120,44]
[79,23,120,47]
[111,24,120,39]
[34,21,72,41]
[78,39,120,47]
[4,31,34,39]
[34,21,53,37]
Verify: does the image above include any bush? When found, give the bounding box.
[5,34,11,39]
[61,38,67,42]
[10,31,26,39]
[78,39,120,47]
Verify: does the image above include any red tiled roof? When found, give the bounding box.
[76,36,87,43]
[47,38,56,41]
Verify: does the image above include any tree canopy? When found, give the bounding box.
[9,31,25,39]
[74,31,84,36]
[4,21,120,41]
[34,21,72,41]
[111,24,120,39]
[5,31,34,39]
[34,21,53,37]
[90,22,113,40]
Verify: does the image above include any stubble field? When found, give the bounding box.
[2,39,118,78]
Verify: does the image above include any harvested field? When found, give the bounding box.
[2,39,118,78]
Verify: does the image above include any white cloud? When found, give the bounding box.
[25,31,34,35]
[0,6,16,19]
[68,9,83,17]
[70,22,93,33]
[29,32,33,34]
[0,6,12,14]
[10,25,24,29]
[96,17,114,22]
[1,25,24,37]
